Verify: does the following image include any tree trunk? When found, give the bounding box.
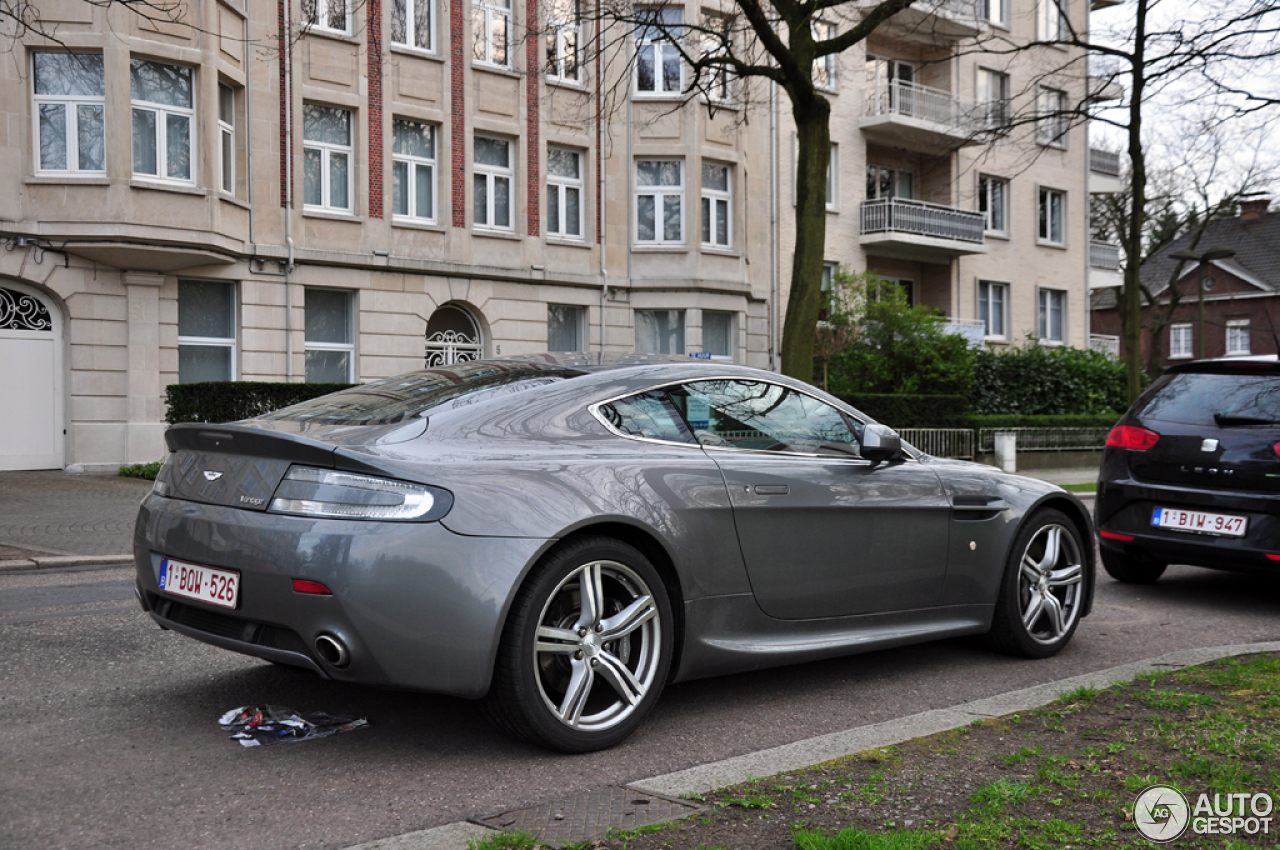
[779,101,832,381]
[1122,0,1149,404]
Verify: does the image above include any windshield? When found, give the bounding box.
[259,361,585,425]
[1137,372,1280,426]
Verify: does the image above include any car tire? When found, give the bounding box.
[1100,547,1167,584]
[984,510,1086,659]
[483,536,673,753]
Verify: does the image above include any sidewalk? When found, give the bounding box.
[0,470,150,569]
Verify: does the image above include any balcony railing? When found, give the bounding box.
[1090,241,1122,270]
[861,197,985,244]
[864,79,981,134]
[1089,148,1121,177]
[1089,334,1121,358]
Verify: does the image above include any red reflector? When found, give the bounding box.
[1099,530,1135,541]
[1105,425,1160,451]
[1274,442,1280,458]
[1267,554,1280,562]
[291,579,332,595]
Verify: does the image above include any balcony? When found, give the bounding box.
[860,79,984,155]
[1089,334,1120,358]
[863,0,984,41]
[860,197,988,261]
[1088,147,1123,194]
[1089,240,1123,288]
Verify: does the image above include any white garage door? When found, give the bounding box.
[0,284,63,470]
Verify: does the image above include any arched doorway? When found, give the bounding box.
[424,304,483,367]
[0,282,64,470]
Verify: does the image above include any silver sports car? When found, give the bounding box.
[134,355,1094,752]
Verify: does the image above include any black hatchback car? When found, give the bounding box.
[1096,355,1280,583]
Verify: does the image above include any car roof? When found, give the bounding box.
[1166,355,1280,375]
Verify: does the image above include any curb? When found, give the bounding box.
[345,640,1280,850]
[0,554,133,572]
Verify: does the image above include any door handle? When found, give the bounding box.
[754,484,789,495]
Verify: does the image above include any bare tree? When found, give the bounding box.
[0,0,184,48]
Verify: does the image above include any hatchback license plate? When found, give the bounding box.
[1151,507,1248,538]
[159,558,240,609]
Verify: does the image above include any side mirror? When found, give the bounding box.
[860,423,902,463]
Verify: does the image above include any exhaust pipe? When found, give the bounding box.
[314,634,350,668]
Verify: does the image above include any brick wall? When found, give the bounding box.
[451,0,466,228]
[367,0,384,219]
[525,0,540,237]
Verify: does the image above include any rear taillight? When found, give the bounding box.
[1106,425,1161,451]
[1274,443,1280,458]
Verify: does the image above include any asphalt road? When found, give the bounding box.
[3,556,1279,850]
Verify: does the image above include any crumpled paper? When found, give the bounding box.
[218,704,369,747]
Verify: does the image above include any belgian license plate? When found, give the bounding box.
[159,558,240,609]
[1151,507,1248,538]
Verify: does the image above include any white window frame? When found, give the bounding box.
[131,58,195,185]
[392,118,437,223]
[634,158,685,246]
[978,174,1008,235]
[1037,86,1069,147]
[32,52,105,176]
[547,146,584,239]
[977,67,1009,128]
[1169,323,1193,359]
[547,0,582,83]
[702,310,735,361]
[1226,319,1251,356]
[473,0,512,69]
[700,14,733,103]
[304,288,355,383]
[392,0,434,53]
[547,303,586,352]
[474,135,514,232]
[826,143,839,211]
[1038,186,1067,246]
[177,279,237,383]
[1038,287,1066,343]
[302,0,351,35]
[866,164,914,201]
[634,8,684,96]
[1039,0,1068,41]
[303,103,354,213]
[218,82,235,195]
[984,0,1009,27]
[701,161,732,249]
[978,279,1009,340]
[813,20,837,91]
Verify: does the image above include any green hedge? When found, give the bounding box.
[970,345,1127,416]
[837,394,969,428]
[165,381,355,424]
[967,414,1121,429]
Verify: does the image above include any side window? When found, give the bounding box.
[597,391,695,443]
[670,380,860,453]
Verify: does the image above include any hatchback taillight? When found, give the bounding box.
[1106,425,1161,451]
[1274,442,1280,458]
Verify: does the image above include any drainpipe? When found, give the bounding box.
[597,31,607,356]
[769,76,779,372]
[283,6,296,381]
[244,11,255,250]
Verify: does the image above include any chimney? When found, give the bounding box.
[1240,198,1270,220]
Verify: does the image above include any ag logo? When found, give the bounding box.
[1135,784,1190,842]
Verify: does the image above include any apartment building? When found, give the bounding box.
[0,0,1101,470]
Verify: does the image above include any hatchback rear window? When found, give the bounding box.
[1137,372,1280,426]
[260,361,584,425]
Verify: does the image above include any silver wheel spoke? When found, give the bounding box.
[535,625,581,655]
[578,562,605,627]
[600,595,656,641]
[1037,527,1061,573]
[1041,592,1066,637]
[1021,554,1042,584]
[1048,563,1083,589]
[595,649,645,707]
[557,658,593,726]
[1022,590,1045,630]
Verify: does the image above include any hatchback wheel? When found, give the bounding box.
[484,536,672,752]
[1100,547,1167,584]
[985,510,1086,658]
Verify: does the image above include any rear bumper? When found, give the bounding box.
[134,492,552,698]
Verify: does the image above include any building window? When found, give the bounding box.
[977,68,1009,127]
[813,20,836,90]
[302,0,349,34]
[547,147,583,239]
[979,175,1007,234]
[392,0,433,51]
[820,261,838,319]
[635,159,684,244]
[866,165,913,200]
[1038,288,1065,343]
[547,304,585,351]
[131,58,194,183]
[701,161,731,248]
[546,0,581,82]
[870,278,914,307]
[474,135,513,231]
[303,104,352,211]
[1038,187,1066,245]
[178,280,235,383]
[700,13,732,102]
[33,52,105,175]
[1226,319,1251,356]
[305,288,354,383]
[1170,323,1193,359]
[218,83,235,194]
[1037,86,1068,147]
[1039,0,1067,41]
[635,8,683,95]
[472,0,511,67]
[984,0,1008,26]
[978,280,1008,339]
[635,309,685,354]
[826,144,839,210]
[703,311,733,360]
[392,118,436,222]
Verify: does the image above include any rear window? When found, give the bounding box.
[1137,372,1280,426]
[260,361,584,425]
